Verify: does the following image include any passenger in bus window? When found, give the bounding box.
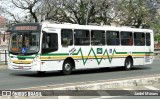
[140,36,145,45]
[66,38,71,45]
[75,38,80,45]
[136,34,145,46]
[129,34,133,45]
[112,39,116,45]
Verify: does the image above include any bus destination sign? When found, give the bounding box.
[14,26,38,31]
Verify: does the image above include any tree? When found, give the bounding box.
[2,0,160,34]
[0,0,28,26]
[117,0,160,28]
[11,0,41,22]
[39,0,119,25]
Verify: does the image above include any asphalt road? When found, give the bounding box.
[0,59,160,89]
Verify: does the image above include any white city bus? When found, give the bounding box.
[8,22,154,75]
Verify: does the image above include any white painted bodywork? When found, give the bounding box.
[8,22,154,72]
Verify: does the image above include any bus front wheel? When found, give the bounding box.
[124,58,133,70]
[62,60,73,75]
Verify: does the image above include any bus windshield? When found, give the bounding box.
[9,32,40,55]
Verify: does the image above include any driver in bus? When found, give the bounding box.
[24,36,30,48]
[42,35,49,48]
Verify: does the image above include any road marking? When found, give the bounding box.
[92,96,120,99]
[97,91,110,96]
[123,88,133,90]
[25,96,57,99]
[58,96,70,99]
[91,91,121,99]
[145,86,160,90]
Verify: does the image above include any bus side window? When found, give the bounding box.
[121,31,133,46]
[74,29,90,45]
[91,30,105,45]
[61,29,73,47]
[106,31,120,45]
[42,33,58,53]
[146,33,151,46]
[134,32,145,46]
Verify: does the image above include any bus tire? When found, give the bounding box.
[62,60,73,75]
[124,58,133,70]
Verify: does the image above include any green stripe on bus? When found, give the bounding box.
[73,48,153,65]
[116,52,127,54]
[73,48,119,65]
[17,56,35,59]
[39,48,153,65]
[41,53,69,56]
[10,56,35,59]
[132,52,153,54]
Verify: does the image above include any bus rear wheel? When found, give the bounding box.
[62,60,73,75]
[124,58,133,70]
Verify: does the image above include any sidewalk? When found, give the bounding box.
[0,64,7,69]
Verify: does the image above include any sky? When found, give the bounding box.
[0,0,26,20]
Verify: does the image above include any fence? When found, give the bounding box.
[0,50,8,65]
[0,33,9,65]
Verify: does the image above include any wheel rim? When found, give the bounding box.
[64,63,71,71]
[126,60,131,69]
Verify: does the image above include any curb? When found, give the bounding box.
[19,74,160,90]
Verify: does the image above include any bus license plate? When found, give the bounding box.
[18,66,24,69]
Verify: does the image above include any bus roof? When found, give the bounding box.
[16,22,153,33]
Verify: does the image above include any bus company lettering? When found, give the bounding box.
[69,47,76,55]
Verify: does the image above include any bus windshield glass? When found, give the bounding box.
[9,32,40,55]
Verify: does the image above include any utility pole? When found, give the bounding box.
[86,0,91,25]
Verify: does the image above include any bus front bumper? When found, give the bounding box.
[8,62,41,71]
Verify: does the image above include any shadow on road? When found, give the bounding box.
[10,65,151,78]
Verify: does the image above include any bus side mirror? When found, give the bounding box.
[42,31,46,34]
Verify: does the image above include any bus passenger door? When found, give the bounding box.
[41,31,60,71]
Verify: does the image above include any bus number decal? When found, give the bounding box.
[109,49,112,54]
[97,48,103,54]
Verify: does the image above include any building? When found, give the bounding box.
[0,16,9,50]
[0,16,6,28]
